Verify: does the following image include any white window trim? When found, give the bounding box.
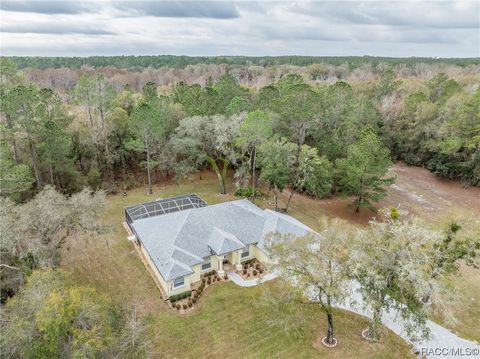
[201,257,212,272]
[172,276,185,289]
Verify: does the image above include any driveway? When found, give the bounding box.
[228,270,480,358]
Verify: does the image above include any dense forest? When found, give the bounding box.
[10,55,480,70]
[1,56,478,206]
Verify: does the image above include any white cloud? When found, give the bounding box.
[0,1,478,57]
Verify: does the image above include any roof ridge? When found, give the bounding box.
[171,210,192,248]
[213,226,244,246]
[230,199,264,214]
[172,244,204,261]
[166,258,194,278]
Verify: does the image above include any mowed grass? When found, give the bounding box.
[61,171,413,358]
[146,282,411,359]
[430,265,480,342]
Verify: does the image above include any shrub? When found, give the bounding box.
[234,186,263,198]
[188,300,193,307]
[246,273,250,278]
[255,263,260,270]
[176,304,181,310]
[243,269,247,275]
[194,293,199,299]
[101,181,119,195]
[125,176,137,190]
[224,274,228,280]
[192,297,197,303]
[202,278,206,284]
[169,290,192,302]
[87,166,102,189]
[259,268,264,274]
[253,270,258,276]
[183,304,187,310]
[207,278,211,285]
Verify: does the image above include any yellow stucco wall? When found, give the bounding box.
[139,244,270,297]
[251,245,271,264]
[139,244,178,295]
[167,275,193,297]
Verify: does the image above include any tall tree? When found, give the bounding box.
[172,82,217,116]
[374,68,402,100]
[314,81,379,161]
[73,74,114,177]
[127,102,164,194]
[352,209,432,342]
[258,137,296,211]
[226,96,251,116]
[285,144,334,212]
[170,114,243,195]
[421,221,480,304]
[0,186,106,298]
[426,73,461,104]
[438,90,480,185]
[2,85,44,188]
[0,134,34,199]
[0,154,34,199]
[263,218,352,347]
[271,74,319,147]
[36,88,74,186]
[213,74,248,114]
[336,129,395,213]
[0,57,24,164]
[236,110,273,202]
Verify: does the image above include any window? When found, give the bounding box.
[201,258,211,271]
[173,276,184,288]
[241,247,249,258]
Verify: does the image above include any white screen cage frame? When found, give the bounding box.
[125,193,208,225]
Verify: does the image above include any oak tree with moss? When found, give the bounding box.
[263,218,352,346]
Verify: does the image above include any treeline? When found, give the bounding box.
[1,57,478,209]
[9,55,480,70]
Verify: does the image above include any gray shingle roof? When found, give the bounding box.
[130,198,312,281]
[208,227,245,255]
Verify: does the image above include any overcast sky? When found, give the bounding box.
[1,0,479,57]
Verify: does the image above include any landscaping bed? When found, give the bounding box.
[238,259,267,280]
[168,271,228,313]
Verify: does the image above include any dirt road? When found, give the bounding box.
[289,162,480,226]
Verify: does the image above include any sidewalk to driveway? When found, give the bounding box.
[336,284,480,359]
[227,270,278,287]
[227,270,479,358]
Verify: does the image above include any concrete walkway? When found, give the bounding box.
[334,283,480,359]
[227,270,278,287]
[227,270,479,358]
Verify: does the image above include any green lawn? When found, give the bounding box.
[147,282,411,359]
[61,171,414,358]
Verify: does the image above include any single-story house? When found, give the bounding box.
[125,194,312,297]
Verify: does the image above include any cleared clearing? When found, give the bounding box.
[61,170,414,358]
[60,163,479,356]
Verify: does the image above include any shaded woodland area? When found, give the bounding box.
[2,56,478,204]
